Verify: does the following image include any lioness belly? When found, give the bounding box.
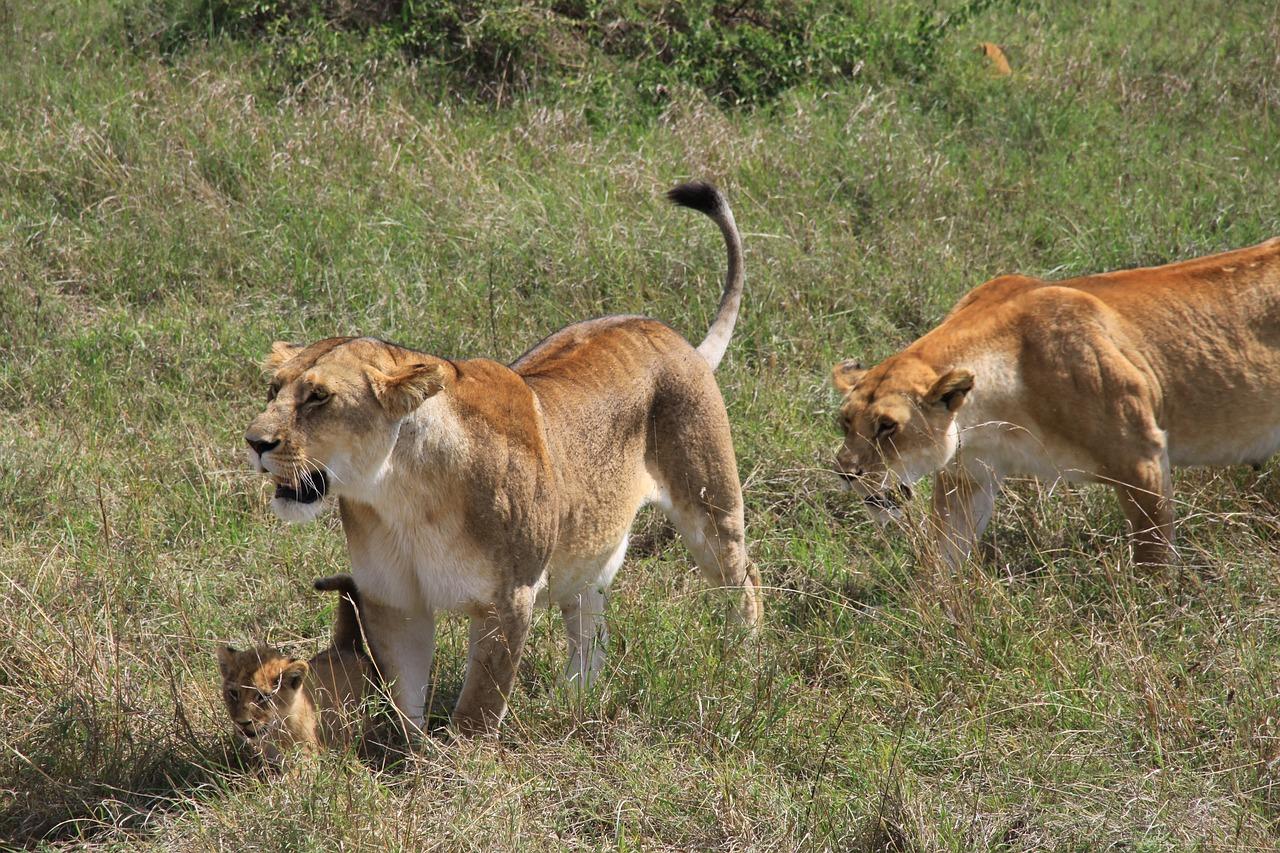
[1169,421,1280,468]
[540,466,656,604]
[544,535,630,608]
[1161,361,1280,468]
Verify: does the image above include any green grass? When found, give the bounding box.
[4,0,1280,848]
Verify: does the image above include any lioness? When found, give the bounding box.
[831,237,1280,568]
[217,575,372,761]
[244,182,762,735]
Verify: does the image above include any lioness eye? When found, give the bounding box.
[267,383,280,402]
[308,388,329,405]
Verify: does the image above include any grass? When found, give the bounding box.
[3,0,1280,848]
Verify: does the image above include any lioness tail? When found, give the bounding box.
[313,574,366,657]
[666,181,743,371]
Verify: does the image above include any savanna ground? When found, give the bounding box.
[3,1,1280,849]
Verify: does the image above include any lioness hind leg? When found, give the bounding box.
[652,474,762,629]
[1113,453,1176,567]
[560,536,627,687]
[560,586,607,687]
[646,378,762,627]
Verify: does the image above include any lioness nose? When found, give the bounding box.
[834,453,864,479]
[246,435,279,456]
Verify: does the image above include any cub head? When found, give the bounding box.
[243,337,451,522]
[830,355,974,523]
[215,644,309,750]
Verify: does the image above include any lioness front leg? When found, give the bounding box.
[452,586,535,736]
[360,600,436,731]
[1113,453,1175,567]
[929,466,1000,569]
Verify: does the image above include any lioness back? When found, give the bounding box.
[514,314,720,469]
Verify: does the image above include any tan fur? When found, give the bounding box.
[832,237,1280,568]
[216,574,372,760]
[243,183,762,735]
[977,42,1012,76]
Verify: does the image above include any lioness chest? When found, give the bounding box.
[341,498,500,612]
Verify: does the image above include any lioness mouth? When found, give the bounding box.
[274,470,328,504]
[863,482,913,511]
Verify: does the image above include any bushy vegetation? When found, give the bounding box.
[4,0,1280,849]
[117,0,1010,106]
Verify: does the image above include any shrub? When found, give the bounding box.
[117,0,1016,106]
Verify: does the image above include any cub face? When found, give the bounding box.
[243,337,448,523]
[215,645,309,757]
[830,356,974,523]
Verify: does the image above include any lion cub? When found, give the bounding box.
[216,575,372,761]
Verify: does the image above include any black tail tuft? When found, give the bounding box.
[666,181,724,216]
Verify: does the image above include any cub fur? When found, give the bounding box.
[243,182,762,735]
[831,237,1280,568]
[216,575,372,760]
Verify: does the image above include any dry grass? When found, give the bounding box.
[3,0,1280,849]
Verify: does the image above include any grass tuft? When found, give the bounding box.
[3,0,1280,848]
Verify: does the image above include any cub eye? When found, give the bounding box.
[254,690,271,707]
[223,688,238,703]
[875,417,898,440]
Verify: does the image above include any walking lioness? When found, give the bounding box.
[244,183,761,735]
[831,237,1280,568]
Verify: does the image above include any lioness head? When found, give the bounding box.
[215,644,309,749]
[244,337,450,523]
[830,355,974,523]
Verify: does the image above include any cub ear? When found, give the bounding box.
[831,359,866,394]
[215,644,236,670]
[262,341,304,372]
[282,660,308,692]
[925,368,975,412]
[369,361,449,418]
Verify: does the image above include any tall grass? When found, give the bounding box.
[3,0,1280,848]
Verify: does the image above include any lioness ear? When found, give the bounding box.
[925,368,975,412]
[262,341,304,372]
[369,361,449,418]
[831,359,866,394]
[282,660,308,692]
